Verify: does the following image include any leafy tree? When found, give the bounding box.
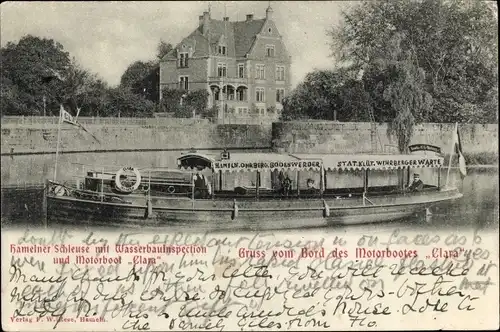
[328,0,498,123]
[281,69,372,121]
[104,87,155,117]
[157,40,173,59]
[160,88,210,118]
[184,90,210,117]
[119,61,159,102]
[160,88,185,115]
[1,35,73,115]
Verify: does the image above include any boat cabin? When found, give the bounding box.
[177,150,444,200]
[79,148,444,203]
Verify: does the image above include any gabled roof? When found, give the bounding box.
[233,19,266,57]
[162,17,266,60]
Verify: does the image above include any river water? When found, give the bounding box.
[1,150,498,232]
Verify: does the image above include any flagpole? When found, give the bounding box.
[445,122,458,188]
[53,105,63,181]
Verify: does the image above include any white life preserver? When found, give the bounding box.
[115,166,141,193]
[167,186,175,194]
[54,185,68,196]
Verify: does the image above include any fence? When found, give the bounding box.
[1,115,280,126]
[1,116,211,126]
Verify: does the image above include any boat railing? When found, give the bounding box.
[70,162,194,173]
[48,180,193,201]
[72,174,192,187]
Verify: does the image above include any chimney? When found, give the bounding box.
[202,11,210,35]
[223,17,229,21]
[266,6,273,20]
[246,14,254,21]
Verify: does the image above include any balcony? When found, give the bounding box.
[208,76,248,86]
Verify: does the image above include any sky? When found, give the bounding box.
[1,1,350,88]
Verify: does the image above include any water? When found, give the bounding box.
[1,151,498,231]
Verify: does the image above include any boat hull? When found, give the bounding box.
[46,188,463,230]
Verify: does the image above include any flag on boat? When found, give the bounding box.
[60,105,78,126]
[453,123,467,178]
[59,105,101,144]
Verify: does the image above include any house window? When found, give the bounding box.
[238,64,245,78]
[238,107,248,115]
[217,63,227,77]
[256,87,265,102]
[256,64,265,80]
[178,52,189,68]
[266,45,275,57]
[179,76,189,90]
[276,88,285,103]
[237,88,246,101]
[218,45,227,56]
[276,65,285,81]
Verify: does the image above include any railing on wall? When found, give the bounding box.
[0,116,211,126]
[1,115,280,126]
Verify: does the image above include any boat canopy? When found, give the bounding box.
[177,152,322,173]
[212,153,322,173]
[178,151,444,173]
[292,153,444,171]
[177,153,216,170]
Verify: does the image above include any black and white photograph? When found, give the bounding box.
[1,1,498,331]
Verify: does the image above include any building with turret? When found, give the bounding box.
[159,5,291,122]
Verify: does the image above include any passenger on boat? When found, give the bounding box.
[304,178,319,196]
[306,178,317,189]
[193,167,209,198]
[408,173,424,192]
[282,174,292,196]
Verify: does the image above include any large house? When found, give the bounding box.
[159,6,291,121]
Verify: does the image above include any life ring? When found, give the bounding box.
[167,186,175,194]
[115,166,141,193]
[54,185,68,196]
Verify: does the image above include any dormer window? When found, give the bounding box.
[178,52,189,68]
[266,45,275,57]
[218,45,227,56]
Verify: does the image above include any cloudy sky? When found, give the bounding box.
[1,1,350,87]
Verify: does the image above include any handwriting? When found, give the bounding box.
[3,228,497,330]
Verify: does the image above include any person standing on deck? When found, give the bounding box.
[193,166,209,198]
[283,174,292,196]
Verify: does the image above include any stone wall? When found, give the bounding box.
[272,121,498,154]
[1,123,272,154]
[2,118,497,156]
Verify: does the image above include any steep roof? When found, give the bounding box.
[233,19,265,57]
[162,17,266,60]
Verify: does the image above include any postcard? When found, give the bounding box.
[1,1,498,331]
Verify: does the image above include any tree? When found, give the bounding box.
[328,0,498,123]
[157,40,173,60]
[160,88,185,115]
[0,35,109,117]
[183,90,210,118]
[1,35,73,115]
[159,88,210,118]
[119,61,159,102]
[104,87,155,117]
[281,69,373,121]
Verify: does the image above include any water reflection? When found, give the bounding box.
[1,151,498,231]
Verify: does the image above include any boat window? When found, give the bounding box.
[367,169,399,188]
[325,169,364,189]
